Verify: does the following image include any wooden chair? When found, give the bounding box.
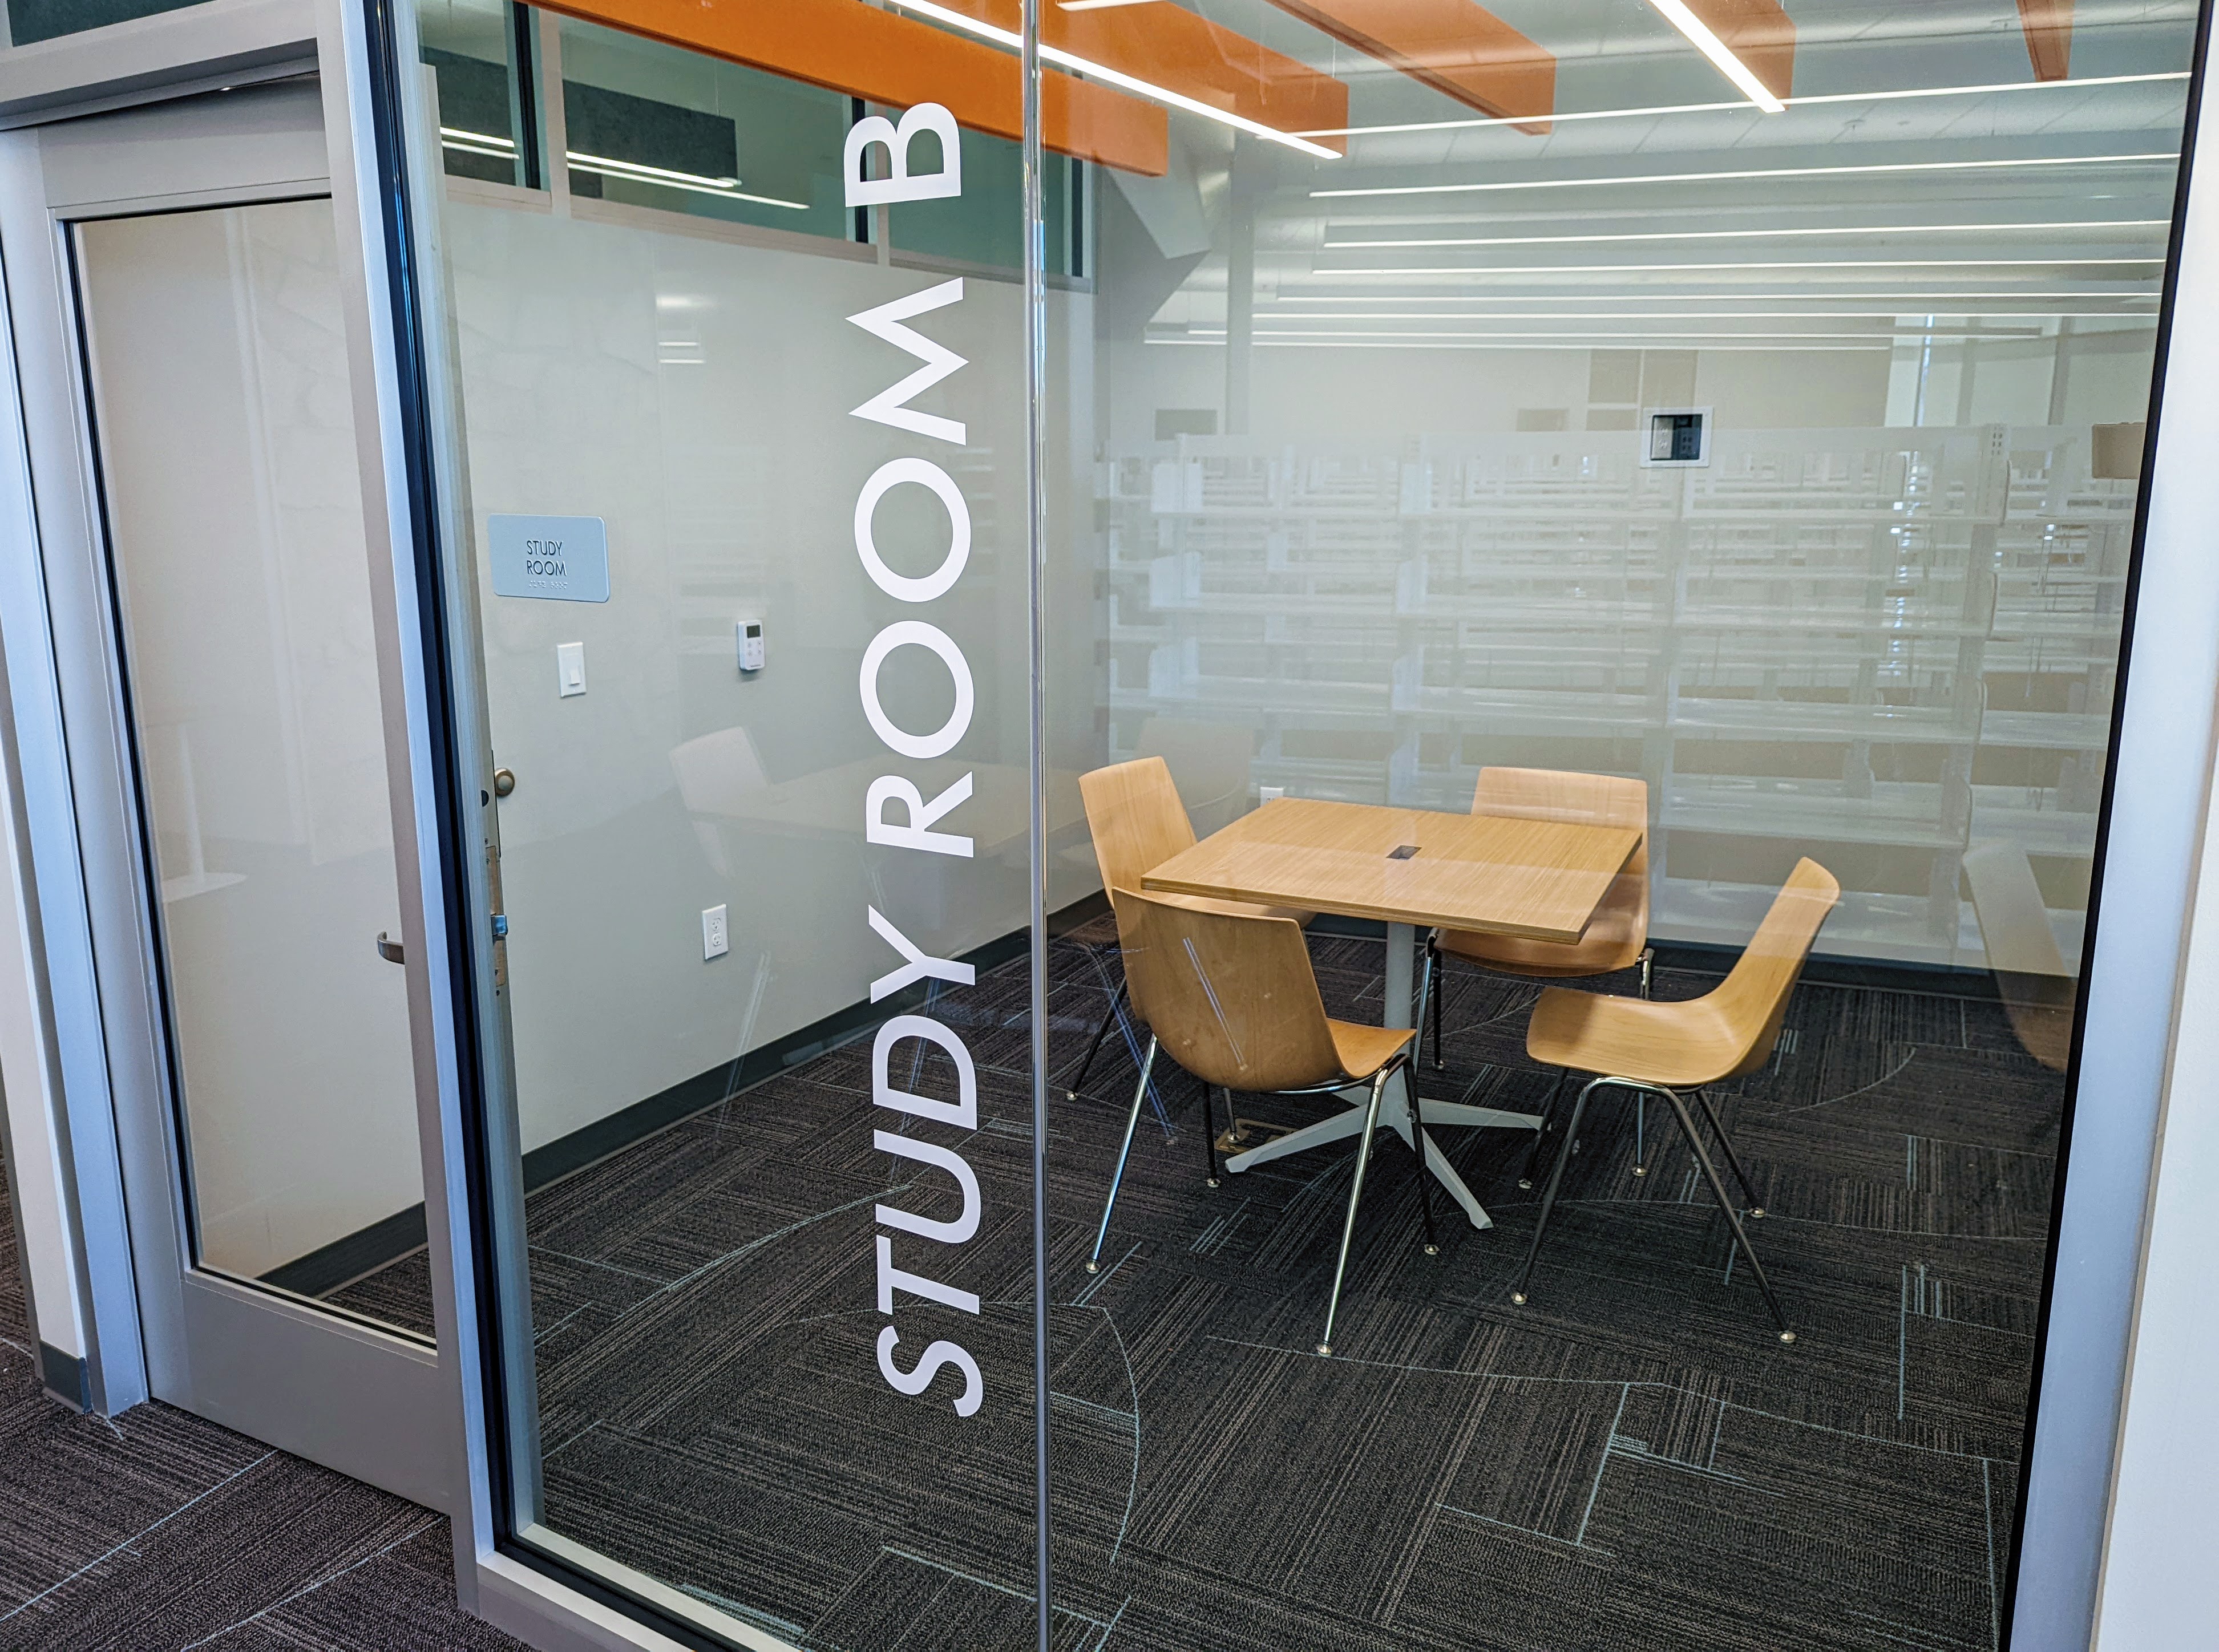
[1513,858,1840,1343]
[1088,888,1434,1356]
[1413,767,1652,1183]
[1065,758,1309,1100]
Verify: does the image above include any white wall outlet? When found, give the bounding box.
[702,904,729,961]
[737,617,764,673]
[1258,785,1287,804]
[556,640,587,698]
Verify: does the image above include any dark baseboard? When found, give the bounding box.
[39,1341,87,1411]
[261,1203,432,1300]
[262,912,1061,1294]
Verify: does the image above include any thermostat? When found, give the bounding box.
[737,617,764,673]
[1639,407,1712,468]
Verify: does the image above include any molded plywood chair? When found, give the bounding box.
[1513,858,1840,1343]
[1962,840,2077,1073]
[1065,757,1310,1100]
[1088,888,1433,1355]
[1414,767,1652,1181]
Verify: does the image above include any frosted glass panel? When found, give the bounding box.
[78,201,429,1338]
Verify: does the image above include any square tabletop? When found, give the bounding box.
[1142,797,1642,941]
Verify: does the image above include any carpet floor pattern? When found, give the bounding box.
[339,922,2057,1652]
[0,1149,523,1650]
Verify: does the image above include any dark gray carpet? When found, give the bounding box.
[345,922,2050,1652]
[0,1147,522,1650]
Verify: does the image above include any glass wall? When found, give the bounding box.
[401,1,2200,1647]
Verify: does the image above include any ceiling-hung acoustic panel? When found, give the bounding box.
[1667,0,1794,102]
[1262,0,1554,131]
[535,0,1170,174]
[940,0,1352,153]
[2018,0,2072,82]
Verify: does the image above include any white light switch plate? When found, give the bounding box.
[557,641,587,698]
[702,904,729,961]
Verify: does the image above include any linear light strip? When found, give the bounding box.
[1178,327,2133,340]
[1278,290,2160,301]
[882,0,1341,158]
[1312,152,2177,200]
[1323,219,2169,250]
[439,128,809,210]
[1303,258,2165,276]
[1295,71,2190,139]
[1252,309,2152,320]
[1647,0,1784,113]
[1149,337,1893,353]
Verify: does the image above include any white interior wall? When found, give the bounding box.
[0,748,82,1361]
[445,200,1096,1155]
[78,202,423,1278]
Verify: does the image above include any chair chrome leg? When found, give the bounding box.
[1318,1067,1390,1356]
[1659,1086,1794,1342]
[1633,1092,1647,1178]
[1066,975,1128,1099]
[1691,1087,1764,1218]
[1399,1060,1440,1256]
[1511,1077,1603,1305]
[1086,1036,1157,1274]
[1638,947,1655,1001]
[1518,1068,1567,1189]
[1423,937,1446,1070]
[1202,1083,1223,1188]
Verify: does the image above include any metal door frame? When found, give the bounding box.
[0,0,463,1511]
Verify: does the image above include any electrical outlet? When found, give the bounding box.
[702,904,729,961]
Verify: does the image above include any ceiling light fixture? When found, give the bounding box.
[1295,70,2188,139]
[1252,309,2149,321]
[438,129,808,209]
[1303,258,2164,277]
[1322,219,2168,250]
[1278,290,2159,302]
[1644,0,1785,112]
[884,0,1341,158]
[1313,152,2176,200]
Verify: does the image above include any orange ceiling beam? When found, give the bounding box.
[2017,0,2072,81]
[535,0,1169,175]
[1677,0,1794,102]
[1262,0,1554,132]
[941,0,1351,152]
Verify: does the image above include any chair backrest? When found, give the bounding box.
[1111,888,1343,1093]
[1080,756,1197,901]
[1474,766,1650,913]
[1712,858,1842,1079]
[1962,840,2071,978]
[1137,717,1254,838]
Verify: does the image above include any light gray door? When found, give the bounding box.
[3,75,456,1509]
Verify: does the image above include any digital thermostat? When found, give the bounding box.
[737,617,764,673]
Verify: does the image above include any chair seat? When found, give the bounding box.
[1525,986,1748,1089]
[1437,889,1644,978]
[1328,1019,1416,1081]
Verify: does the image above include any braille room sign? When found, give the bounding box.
[488,514,611,602]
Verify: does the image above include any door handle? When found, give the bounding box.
[376,931,406,965]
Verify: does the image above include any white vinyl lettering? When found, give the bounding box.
[870,1014,978,1129]
[874,1130,981,1244]
[855,457,972,601]
[847,102,982,1418]
[867,772,975,859]
[876,1325,983,1418]
[876,1234,982,1315]
[859,621,975,759]
[847,281,969,444]
[843,104,962,206]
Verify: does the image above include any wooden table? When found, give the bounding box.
[1144,797,1644,1230]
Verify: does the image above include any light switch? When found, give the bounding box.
[702,904,729,961]
[557,641,587,698]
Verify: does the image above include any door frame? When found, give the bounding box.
[0,0,466,1513]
